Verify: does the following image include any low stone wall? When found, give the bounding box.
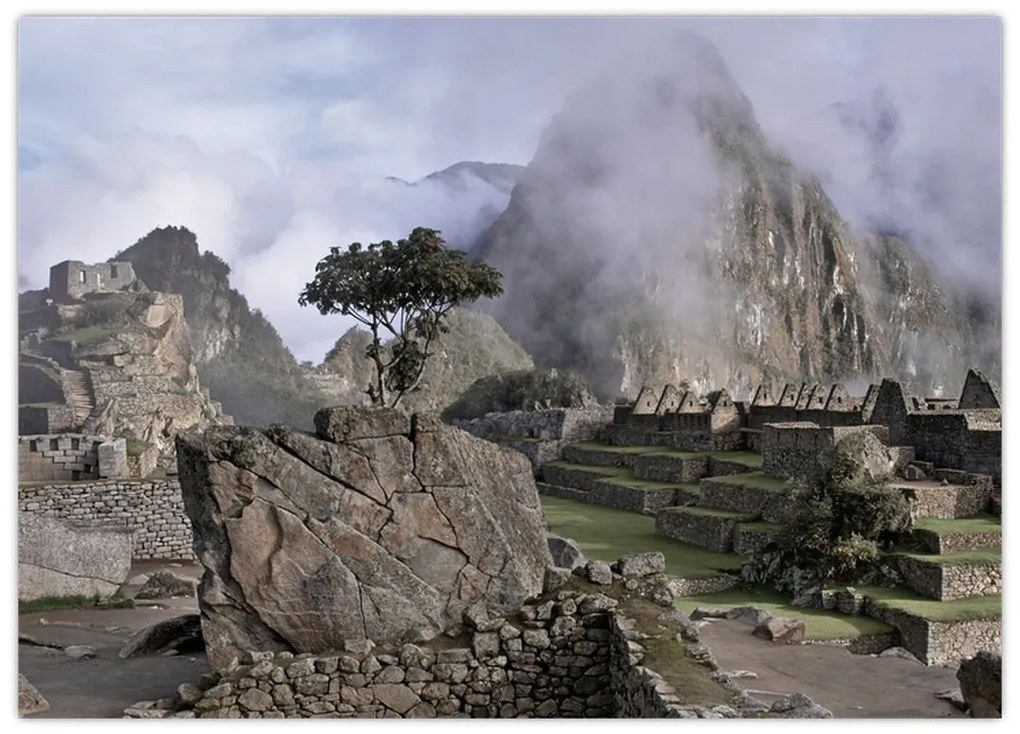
[896,556,1001,601]
[912,529,1000,555]
[589,481,684,516]
[655,508,750,553]
[609,427,743,452]
[732,525,779,557]
[895,482,991,520]
[864,600,1000,666]
[698,478,791,523]
[18,479,193,560]
[186,590,623,719]
[633,454,707,483]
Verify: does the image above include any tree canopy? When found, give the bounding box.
[299,227,504,408]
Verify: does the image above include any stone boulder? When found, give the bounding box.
[751,615,806,644]
[119,614,205,659]
[177,408,551,670]
[547,534,586,570]
[612,552,665,578]
[831,431,898,484]
[136,570,199,600]
[957,650,1001,718]
[18,674,49,716]
[18,513,132,602]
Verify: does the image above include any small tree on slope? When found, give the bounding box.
[299,227,503,408]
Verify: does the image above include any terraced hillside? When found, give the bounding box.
[539,438,1001,665]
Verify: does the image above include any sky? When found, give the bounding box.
[17,15,1003,363]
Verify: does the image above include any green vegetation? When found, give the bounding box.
[893,548,1001,567]
[568,442,655,455]
[675,586,895,640]
[540,495,742,578]
[913,515,1002,535]
[703,450,763,468]
[860,586,1001,622]
[300,226,504,408]
[737,521,782,533]
[701,472,789,491]
[619,596,733,705]
[676,506,756,520]
[544,462,630,478]
[443,366,596,420]
[19,593,134,615]
[51,325,117,345]
[597,476,699,492]
[125,439,153,457]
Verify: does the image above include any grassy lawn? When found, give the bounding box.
[674,586,896,640]
[676,506,757,520]
[913,515,1002,535]
[893,548,1001,566]
[737,521,782,532]
[567,441,655,455]
[704,450,763,468]
[540,495,743,578]
[543,461,630,477]
[597,476,699,492]
[860,586,1001,622]
[700,472,790,491]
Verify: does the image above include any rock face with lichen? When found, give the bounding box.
[176,407,551,671]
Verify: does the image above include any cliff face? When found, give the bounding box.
[115,226,330,429]
[476,32,992,399]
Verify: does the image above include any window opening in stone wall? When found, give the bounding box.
[29,440,37,452]
[71,437,80,450]
[49,438,58,450]
[111,265,119,278]
[79,270,86,283]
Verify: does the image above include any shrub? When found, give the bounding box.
[744,465,911,593]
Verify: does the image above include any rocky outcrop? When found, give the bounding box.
[119,614,205,659]
[957,650,1001,718]
[177,407,551,670]
[135,570,199,599]
[831,430,899,484]
[18,513,132,602]
[18,675,49,716]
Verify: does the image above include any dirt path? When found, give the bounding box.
[19,562,209,719]
[696,618,965,718]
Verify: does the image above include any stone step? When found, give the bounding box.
[697,473,793,523]
[910,515,1001,554]
[892,549,1002,601]
[540,461,630,492]
[632,451,709,483]
[887,479,991,520]
[655,506,758,552]
[589,477,699,516]
[733,522,783,557]
[560,442,655,468]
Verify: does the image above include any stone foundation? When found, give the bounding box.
[18,479,193,560]
[655,508,754,552]
[633,453,708,483]
[697,477,791,523]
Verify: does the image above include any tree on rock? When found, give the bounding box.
[299,227,504,408]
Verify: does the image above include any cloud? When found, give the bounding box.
[18,17,1001,366]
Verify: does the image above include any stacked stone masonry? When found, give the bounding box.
[184,591,732,719]
[18,479,194,560]
[18,433,127,482]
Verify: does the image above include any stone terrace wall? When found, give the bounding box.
[863,602,1000,666]
[18,479,193,560]
[185,591,705,719]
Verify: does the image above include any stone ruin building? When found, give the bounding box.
[48,259,139,303]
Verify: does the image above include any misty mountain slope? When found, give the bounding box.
[477,32,986,398]
[114,226,330,428]
[313,306,534,413]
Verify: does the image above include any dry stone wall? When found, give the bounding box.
[17,479,193,560]
[18,433,128,482]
